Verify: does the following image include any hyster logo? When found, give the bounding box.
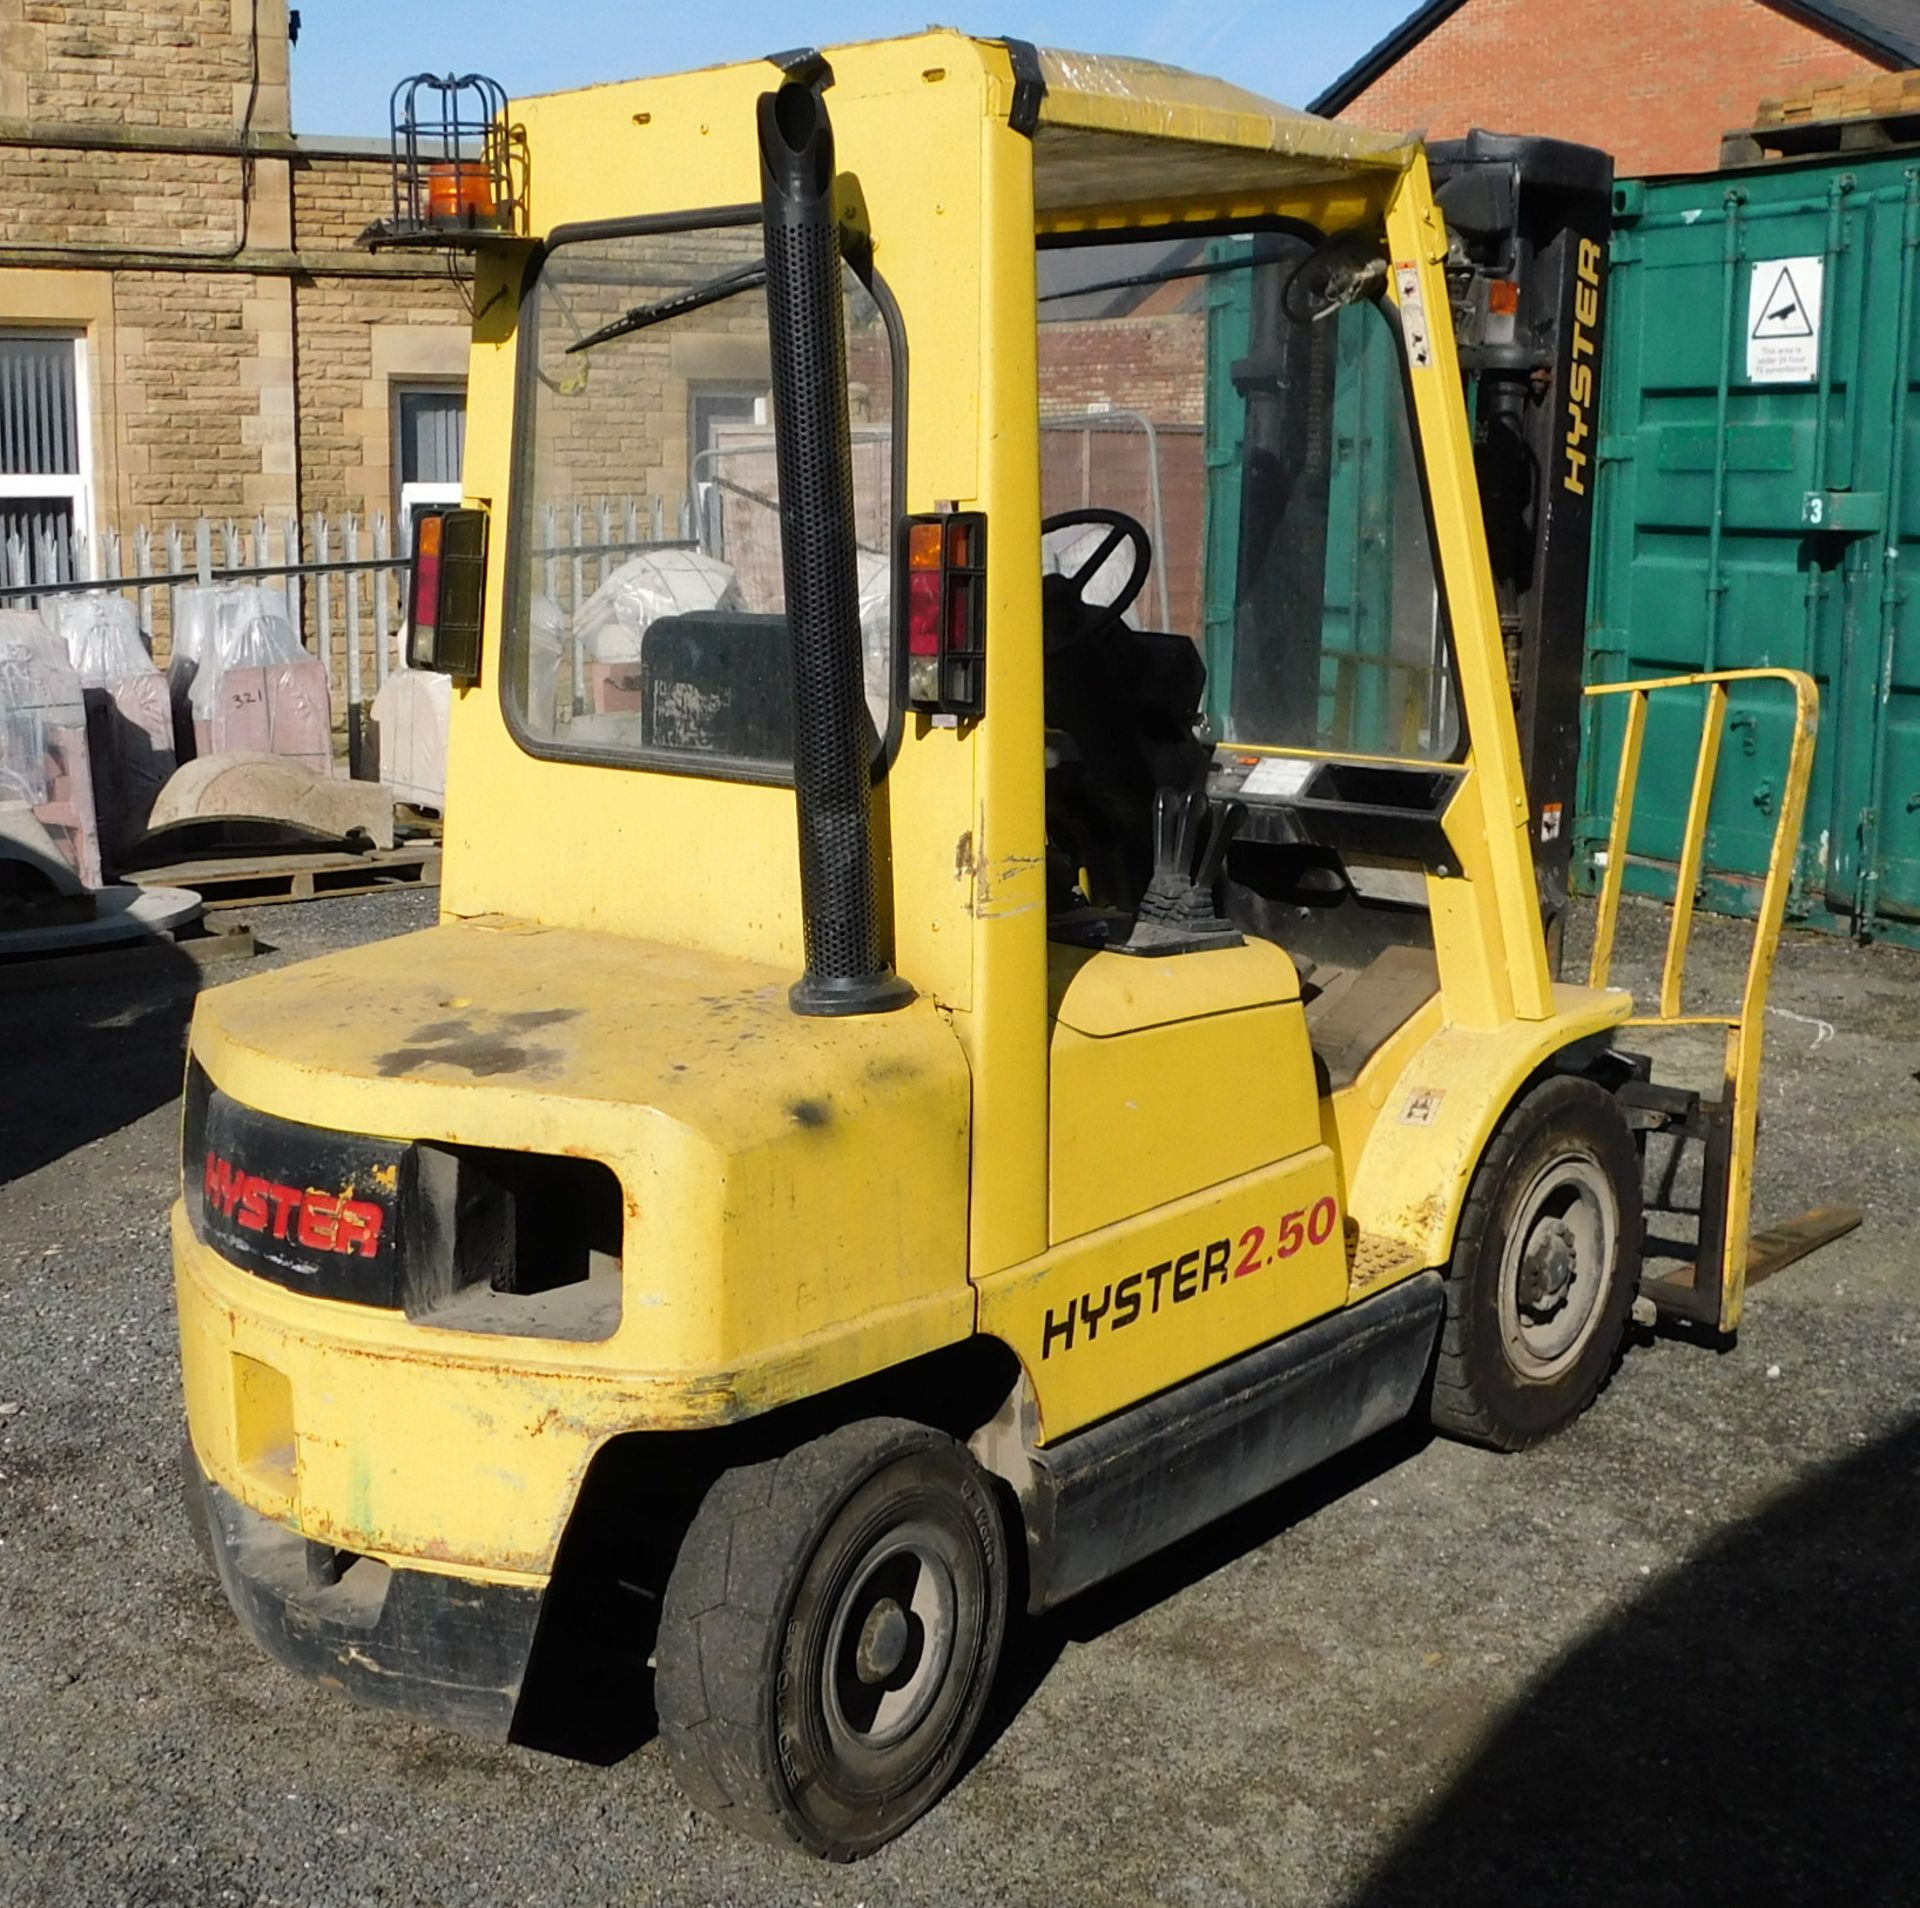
[203,1151,386,1258]
[1040,1197,1339,1361]
[1563,237,1604,497]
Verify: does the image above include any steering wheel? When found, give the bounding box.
[1041,508,1151,650]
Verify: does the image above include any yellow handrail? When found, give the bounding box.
[1582,667,1819,1331]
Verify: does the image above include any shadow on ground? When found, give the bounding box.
[982,1418,1436,1756]
[0,939,205,1188]
[1344,1413,1920,1908]
[510,1414,1439,1776]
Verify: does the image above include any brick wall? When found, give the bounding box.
[293,272,471,519]
[110,271,260,514]
[0,147,246,251]
[292,153,394,250]
[1038,312,1209,635]
[1336,0,1886,175]
[1040,314,1206,425]
[0,0,291,132]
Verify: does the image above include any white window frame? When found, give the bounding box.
[390,378,468,520]
[0,328,95,557]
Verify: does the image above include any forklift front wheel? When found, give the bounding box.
[1430,1074,1643,1453]
[655,1417,1009,1861]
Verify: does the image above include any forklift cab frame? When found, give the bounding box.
[175,34,1818,1862]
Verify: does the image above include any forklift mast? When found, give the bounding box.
[1430,132,1614,959]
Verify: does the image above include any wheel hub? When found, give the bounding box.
[823,1532,960,1754]
[1517,1216,1579,1317]
[855,1597,912,1684]
[1496,1149,1621,1379]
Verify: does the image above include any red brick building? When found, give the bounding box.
[1312,0,1920,174]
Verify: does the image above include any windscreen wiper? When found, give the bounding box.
[567,258,768,353]
[1036,252,1261,307]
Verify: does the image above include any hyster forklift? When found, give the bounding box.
[176,35,1824,1859]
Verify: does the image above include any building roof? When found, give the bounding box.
[1308,0,1920,115]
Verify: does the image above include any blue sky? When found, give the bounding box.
[288,0,1414,135]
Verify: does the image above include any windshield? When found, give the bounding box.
[506,220,898,778]
[1037,225,1458,761]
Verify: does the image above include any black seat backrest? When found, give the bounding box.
[1044,624,1211,911]
[640,612,794,766]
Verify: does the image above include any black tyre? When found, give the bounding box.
[1430,1073,1643,1452]
[655,1418,1008,1861]
[180,1429,218,1577]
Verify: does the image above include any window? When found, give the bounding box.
[395,385,468,490]
[686,383,769,555]
[394,383,468,553]
[507,220,898,780]
[689,385,763,463]
[1036,226,1457,762]
[0,332,92,581]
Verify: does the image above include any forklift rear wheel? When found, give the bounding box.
[180,1429,217,1577]
[655,1417,1008,1860]
[1430,1074,1642,1452]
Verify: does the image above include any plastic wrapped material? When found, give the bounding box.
[855,547,892,734]
[168,583,218,758]
[54,592,150,688]
[183,585,334,774]
[574,549,743,713]
[51,593,175,869]
[372,667,453,811]
[577,548,744,658]
[0,609,102,888]
[1030,47,1416,220]
[527,594,566,733]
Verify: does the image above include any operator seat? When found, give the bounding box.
[1043,609,1212,913]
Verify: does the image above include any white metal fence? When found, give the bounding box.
[1,510,409,693]
[0,501,702,770]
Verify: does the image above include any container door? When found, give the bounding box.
[1582,167,1896,935]
[1855,173,1920,934]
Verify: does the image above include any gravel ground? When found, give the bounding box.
[1,890,1916,1907]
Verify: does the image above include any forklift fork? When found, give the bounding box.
[1583,668,1853,1333]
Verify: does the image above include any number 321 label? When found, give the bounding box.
[1040,1196,1340,1361]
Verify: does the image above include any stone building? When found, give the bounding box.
[0,0,469,567]
[1312,0,1920,176]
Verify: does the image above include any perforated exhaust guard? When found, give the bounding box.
[757,80,913,1017]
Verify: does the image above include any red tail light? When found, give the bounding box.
[406,506,489,680]
[901,511,987,717]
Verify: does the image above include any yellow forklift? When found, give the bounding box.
[176,35,1823,1859]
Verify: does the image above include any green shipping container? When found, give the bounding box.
[1585,152,1920,942]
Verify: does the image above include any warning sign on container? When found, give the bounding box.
[1747,257,1823,383]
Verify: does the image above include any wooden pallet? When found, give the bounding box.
[127,841,441,909]
[1755,69,1920,130]
[1724,70,1920,166]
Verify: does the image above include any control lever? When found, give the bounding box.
[1118,788,1247,955]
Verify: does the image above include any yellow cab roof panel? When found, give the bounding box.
[1029,44,1416,219]
[499,33,1413,230]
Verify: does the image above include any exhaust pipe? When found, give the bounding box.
[757,79,913,1018]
